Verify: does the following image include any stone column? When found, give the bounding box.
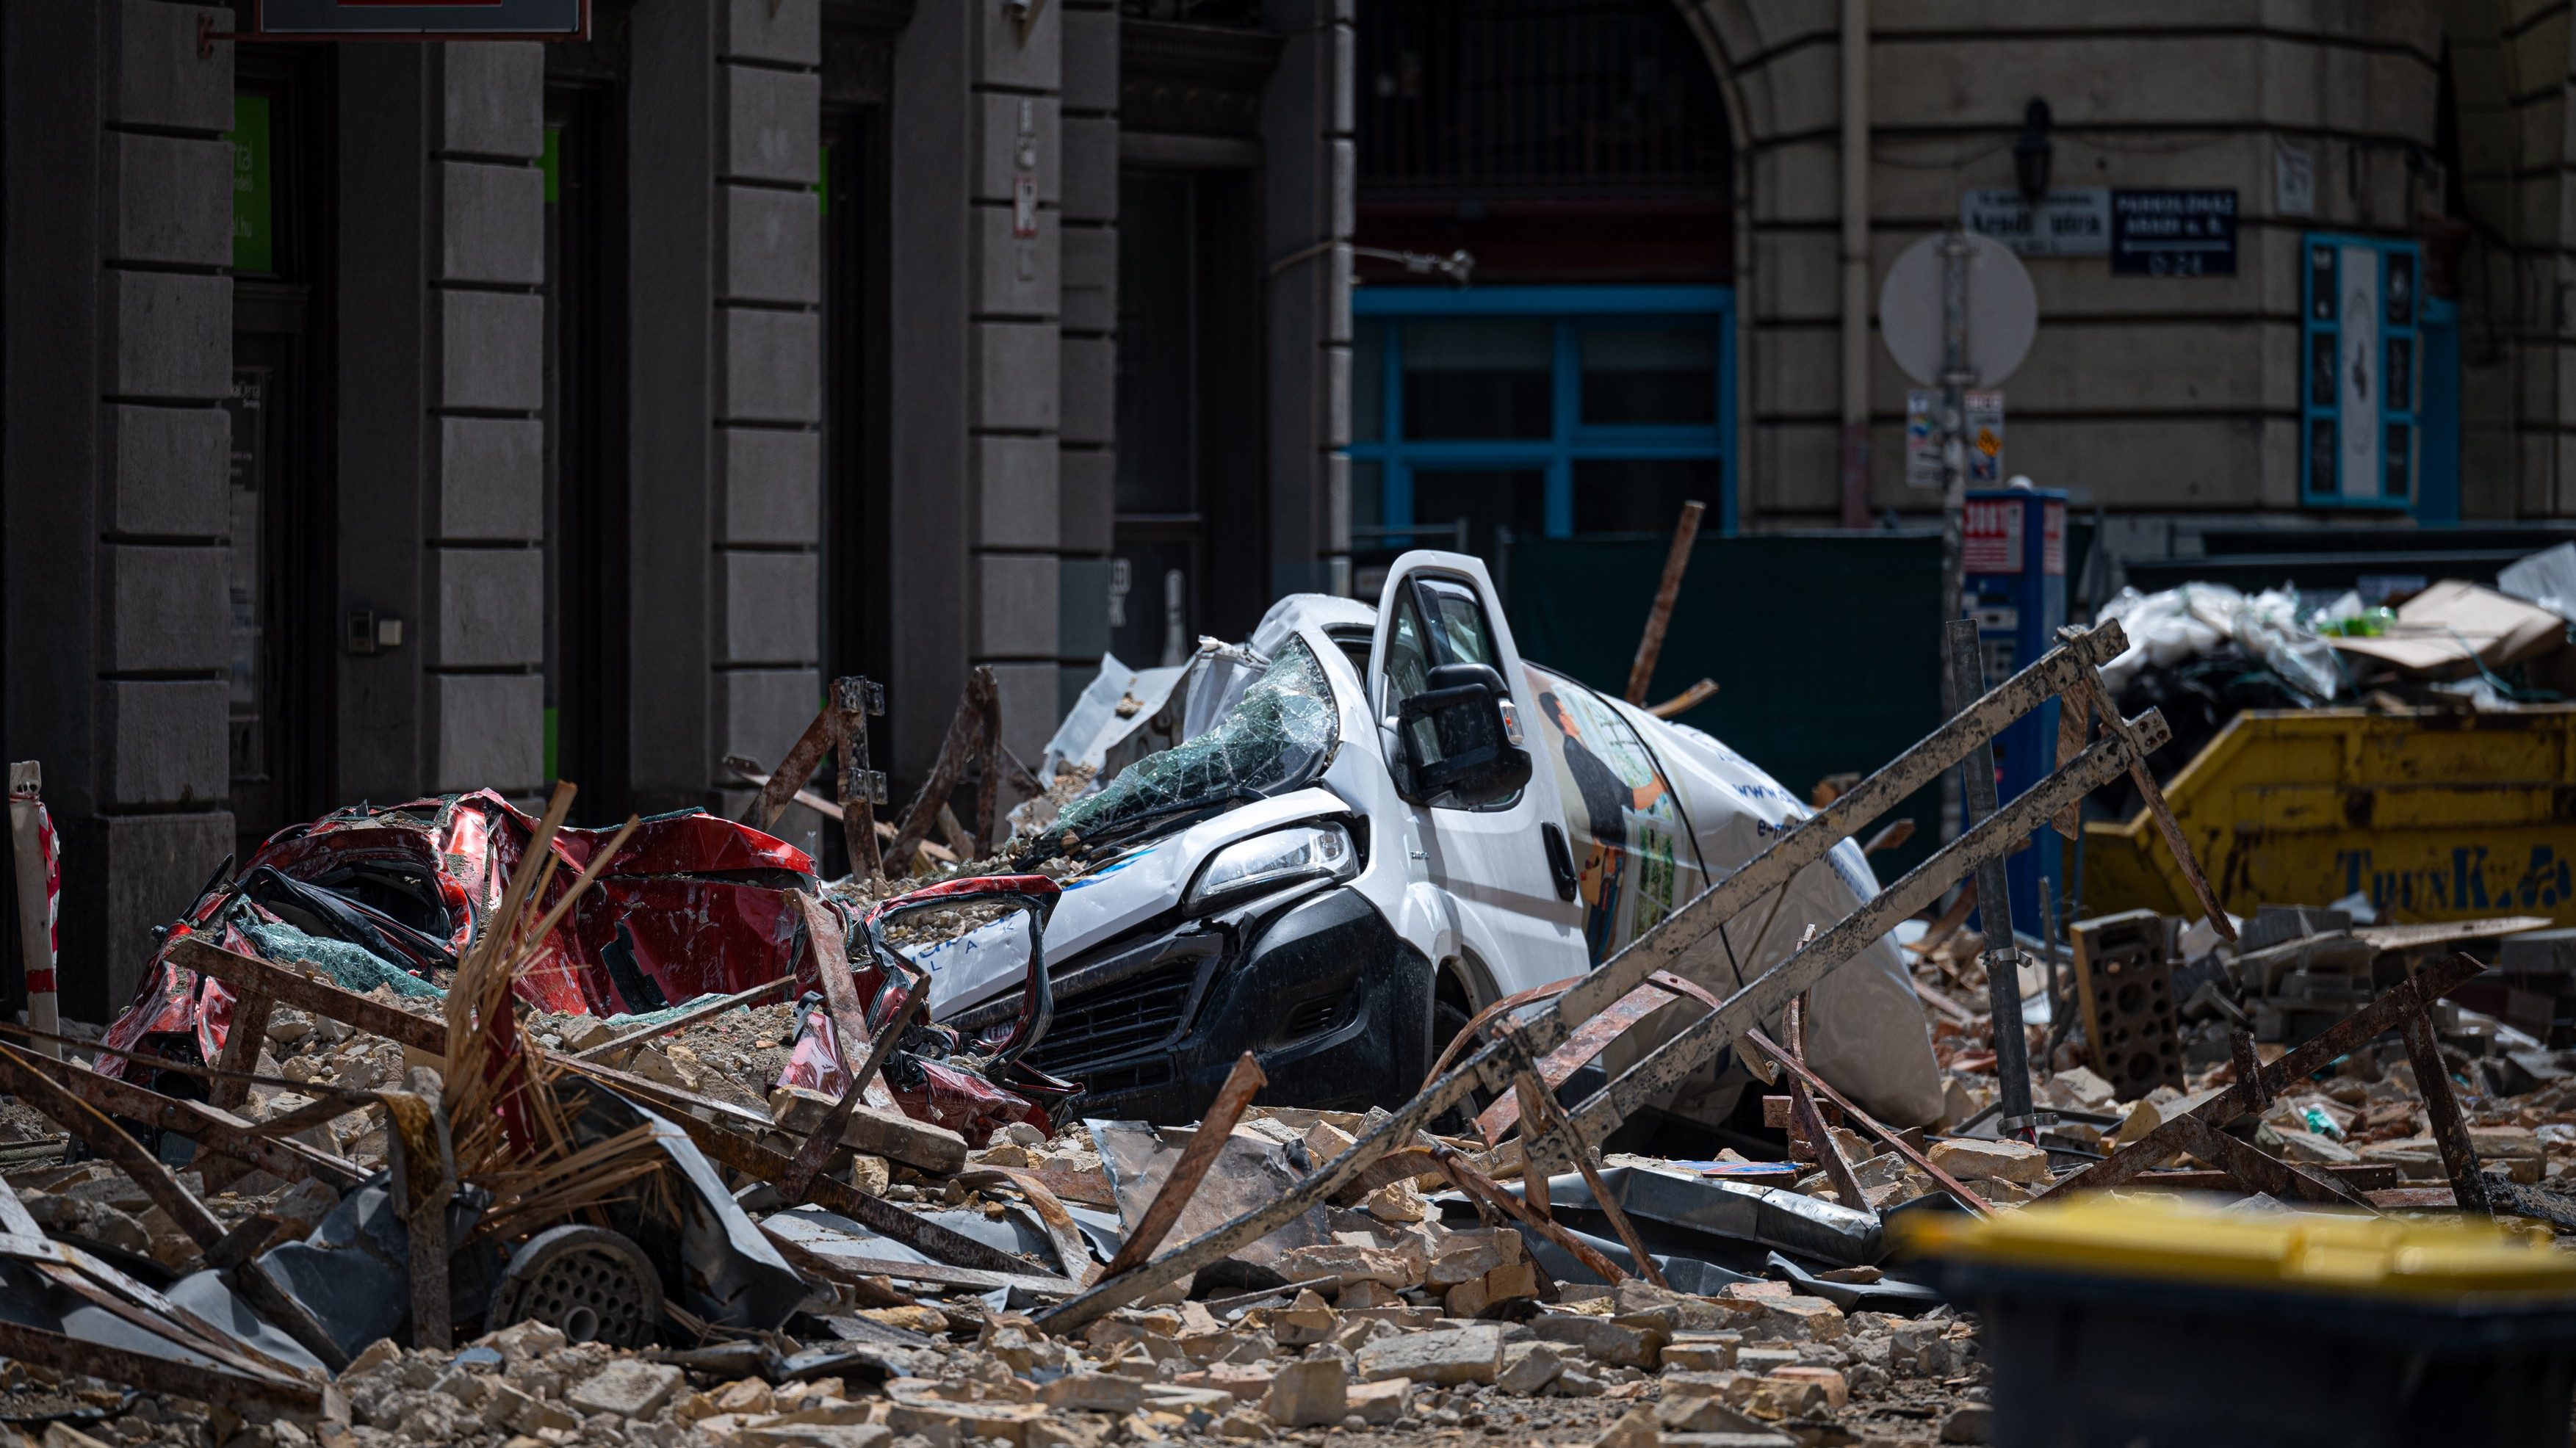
[1056,0,1118,723]
[1263,0,1356,600]
[4,0,236,1017]
[339,43,549,807]
[973,2,1066,762]
[629,0,826,839]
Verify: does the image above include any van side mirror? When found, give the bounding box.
[1397,662,1532,807]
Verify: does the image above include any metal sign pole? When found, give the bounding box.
[1935,225,1975,662]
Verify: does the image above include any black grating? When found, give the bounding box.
[1279,995,1341,1041]
[1026,958,1202,1077]
[1359,0,1731,202]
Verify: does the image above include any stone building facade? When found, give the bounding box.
[0,0,1354,1017]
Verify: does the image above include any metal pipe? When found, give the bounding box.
[1837,0,1871,529]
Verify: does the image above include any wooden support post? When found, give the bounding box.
[1625,500,1705,704]
[1095,1053,1267,1281]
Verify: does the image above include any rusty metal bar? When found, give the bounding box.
[1096,1052,1268,1281]
[887,667,997,875]
[2403,1007,2491,1217]
[1034,626,2147,1333]
[1429,1143,1630,1287]
[1517,1069,1667,1289]
[834,676,887,878]
[2164,1114,2377,1210]
[746,706,839,833]
[2066,667,2234,942]
[2041,953,2486,1200]
[1779,997,1867,1214]
[1742,1026,1990,1218]
[1558,724,2158,1156]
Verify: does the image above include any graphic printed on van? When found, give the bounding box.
[1526,665,1710,963]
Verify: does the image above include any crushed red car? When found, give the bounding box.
[99,790,1067,1145]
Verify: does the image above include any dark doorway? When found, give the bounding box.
[541,84,629,824]
[228,47,336,855]
[1112,164,1266,666]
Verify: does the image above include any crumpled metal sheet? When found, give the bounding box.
[257,1180,496,1361]
[101,792,820,1082]
[773,996,1053,1150]
[1535,1165,1884,1269]
[1089,1119,1331,1278]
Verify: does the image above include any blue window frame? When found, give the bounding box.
[2301,234,2422,510]
[1348,286,1736,562]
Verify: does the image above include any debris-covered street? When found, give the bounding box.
[16,5,2576,1447]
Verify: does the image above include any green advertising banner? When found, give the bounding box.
[230,95,272,272]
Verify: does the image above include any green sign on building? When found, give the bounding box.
[230,95,272,273]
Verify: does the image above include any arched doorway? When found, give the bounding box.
[1349,0,1737,596]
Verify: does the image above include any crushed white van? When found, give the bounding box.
[926,551,1944,1133]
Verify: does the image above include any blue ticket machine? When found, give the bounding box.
[1963,487,2068,940]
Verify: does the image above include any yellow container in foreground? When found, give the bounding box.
[1898,1193,2576,1304]
[2082,706,2576,926]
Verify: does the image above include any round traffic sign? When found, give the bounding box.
[1879,231,2038,388]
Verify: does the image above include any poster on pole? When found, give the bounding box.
[1905,391,1942,490]
[1966,391,2005,484]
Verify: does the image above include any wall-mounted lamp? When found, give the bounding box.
[2014,99,2054,205]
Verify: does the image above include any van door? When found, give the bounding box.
[1369,553,1587,999]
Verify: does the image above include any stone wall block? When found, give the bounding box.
[713,668,823,782]
[430,547,544,667]
[106,404,228,537]
[975,203,1060,316]
[439,161,545,285]
[1059,333,1113,446]
[101,813,234,1010]
[436,416,544,541]
[1061,3,1119,114]
[987,661,1058,763]
[974,434,1060,549]
[721,65,821,186]
[104,543,226,672]
[437,289,544,412]
[425,671,544,793]
[725,0,820,66]
[715,550,820,665]
[978,553,1059,657]
[1061,223,1116,333]
[110,133,231,267]
[440,42,545,159]
[101,678,226,807]
[107,270,230,402]
[720,308,822,423]
[1058,557,1112,659]
[975,92,1061,204]
[975,0,1061,90]
[1061,115,1116,222]
[723,184,822,304]
[1058,447,1114,554]
[974,322,1059,432]
[718,427,822,544]
[114,1,232,133]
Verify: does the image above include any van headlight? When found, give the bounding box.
[1187,822,1357,910]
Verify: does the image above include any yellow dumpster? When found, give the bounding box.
[2082,705,2576,926]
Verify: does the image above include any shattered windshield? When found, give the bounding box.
[1047,640,1338,852]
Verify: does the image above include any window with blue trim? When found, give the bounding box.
[1348,286,1734,590]
[2301,234,2421,509]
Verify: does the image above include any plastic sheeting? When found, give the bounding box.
[1047,642,1338,852]
[2098,583,2344,701]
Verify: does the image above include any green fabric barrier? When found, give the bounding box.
[1502,532,1947,883]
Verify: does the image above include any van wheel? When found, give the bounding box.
[1426,967,1489,1133]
